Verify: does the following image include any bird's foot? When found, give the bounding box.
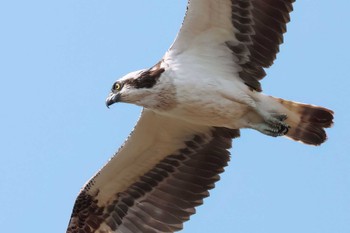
[254,113,290,137]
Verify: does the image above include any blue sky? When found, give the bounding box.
[1,1,349,232]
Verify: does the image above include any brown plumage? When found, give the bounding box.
[66,122,240,233]
[229,0,295,91]
[273,98,334,145]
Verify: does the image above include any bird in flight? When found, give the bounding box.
[66,0,334,232]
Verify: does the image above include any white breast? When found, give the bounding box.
[158,39,253,128]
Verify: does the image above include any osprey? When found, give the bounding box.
[67,0,334,232]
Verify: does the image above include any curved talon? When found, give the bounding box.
[253,113,290,137]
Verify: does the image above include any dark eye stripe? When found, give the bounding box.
[124,67,165,89]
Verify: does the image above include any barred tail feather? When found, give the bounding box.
[275,98,334,145]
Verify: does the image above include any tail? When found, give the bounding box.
[274,97,334,145]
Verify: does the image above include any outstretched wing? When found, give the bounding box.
[170,0,295,91]
[66,109,240,233]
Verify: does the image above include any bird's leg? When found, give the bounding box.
[222,91,290,137]
[241,95,290,137]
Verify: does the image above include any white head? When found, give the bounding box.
[105,64,173,110]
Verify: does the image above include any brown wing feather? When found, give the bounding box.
[170,0,295,91]
[66,112,240,233]
[229,0,296,91]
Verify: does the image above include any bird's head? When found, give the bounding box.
[105,65,166,109]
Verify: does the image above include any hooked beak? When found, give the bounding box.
[105,92,121,108]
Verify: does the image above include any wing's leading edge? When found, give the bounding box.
[66,110,240,233]
[170,0,295,91]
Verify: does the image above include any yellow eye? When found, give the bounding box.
[114,83,122,91]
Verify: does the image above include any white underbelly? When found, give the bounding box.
[160,43,256,128]
[156,94,251,128]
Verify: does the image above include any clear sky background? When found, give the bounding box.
[1,1,349,233]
